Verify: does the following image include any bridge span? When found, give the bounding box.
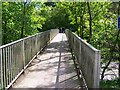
[0,29,100,89]
[12,33,83,89]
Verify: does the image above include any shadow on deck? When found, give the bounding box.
[11,33,85,89]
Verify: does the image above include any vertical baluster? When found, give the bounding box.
[22,39,27,66]
[28,39,29,63]
[37,35,39,52]
[27,39,28,65]
[19,42,21,72]
[16,43,19,73]
[0,48,3,89]
[20,41,22,70]
[42,34,43,48]
[13,44,15,80]
[35,35,37,54]
[43,33,45,47]
[19,42,21,71]
[42,35,45,48]
[36,35,38,53]
[3,48,6,87]
[18,43,20,73]
[22,40,25,70]
[9,46,11,85]
[7,46,10,86]
[17,43,19,74]
[40,35,42,49]
[25,39,27,65]
[16,43,19,75]
[33,37,35,57]
[35,36,36,55]
[5,47,8,87]
[7,47,9,85]
[20,42,22,70]
[31,37,32,58]
[9,45,12,84]
[26,39,28,65]
[32,36,36,56]
[39,35,41,51]
[17,43,19,75]
[15,43,17,77]
[40,35,41,51]
[26,39,28,63]
[2,49,4,88]
[32,37,33,56]
[12,44,15,80]
[30,38,32,60]
[20,42,21,70]
[29,39,30,63]
[33,37,34,56]
[37,35,39,51]
[11,45,13,81]
[32,37,36,57]
[31,37,33,57]
[40,34,44,49]
[26,39,28,64]
[18,42,22,72]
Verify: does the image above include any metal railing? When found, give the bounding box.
[65,29,101,88]
[0,29,59,89]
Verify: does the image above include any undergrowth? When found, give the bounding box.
[100,78,120,89]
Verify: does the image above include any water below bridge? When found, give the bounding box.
[10,33,84,89]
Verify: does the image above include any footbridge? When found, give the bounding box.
[0,29,101,89]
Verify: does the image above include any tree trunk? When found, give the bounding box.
[87,2,92,43]
[21,2,26,38]
[101,2,120,79]
[118,1,120,78]
[79,3,84,38]
[73,2,79,36]
[101,30,120,80]
[2,20,7,45]
[79,3,82,37]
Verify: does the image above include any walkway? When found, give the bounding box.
[11,33,82,89]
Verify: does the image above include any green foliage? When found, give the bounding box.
[100,78,120,89]
[2,2,120,88]
[2,2,45,44]
[2,2,23,44]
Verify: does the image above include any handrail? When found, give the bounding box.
[65,29,101,88]
[0,29,59,89]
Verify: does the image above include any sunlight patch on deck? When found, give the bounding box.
[12,33,81,88]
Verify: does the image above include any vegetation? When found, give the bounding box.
[2,1,120,88]
[100,78,120,88]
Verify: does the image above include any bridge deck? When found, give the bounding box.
[11,33,82,89]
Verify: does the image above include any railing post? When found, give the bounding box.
[94,51,101,88]
[0,48,3,89]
